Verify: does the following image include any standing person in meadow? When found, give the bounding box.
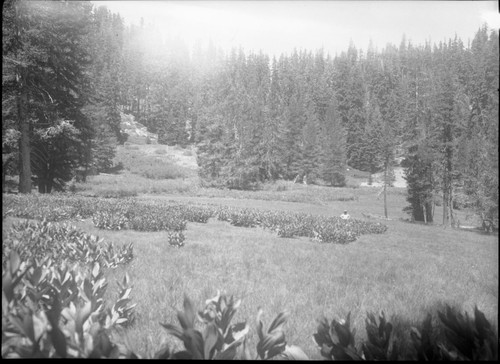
[340,210,350,220]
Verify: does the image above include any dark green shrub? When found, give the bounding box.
[215,205,387,244]
[91,198,137,230]
[127,203,187,232]
[92,210,129,230]
[158,292,307,360]
[168,231,185,248]
[3,194,99,221]
[3,194,75,221]
[2,219,133,268]
[2,252,137,358]
[313,307,498,361]
[2,215,136,358]
[4,194,387,245]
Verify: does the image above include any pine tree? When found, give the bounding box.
[430,45,468,227]
[320,102,347,186]
[300,98,322,183]
[350,100,384,183]
[261,57,284,180]
[379,112,396,218]
[196,114,226,182]
[281,94,305,180]
[81,104,117,175]
[457,27,499,225]
[194,69,228,186]
[402,143,435,223]
[101,62,125,144]
[333,50,367,171]
[3,0,93,193]
[3,0,34,193]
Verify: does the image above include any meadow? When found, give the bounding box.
[48,205,497,359]
[3,143,498,359]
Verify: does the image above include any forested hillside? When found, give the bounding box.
[2,0,498,226]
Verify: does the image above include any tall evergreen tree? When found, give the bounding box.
[300,97,322,183]
[320,102,347,186]
[457,27,499,225]
[350,100,385,184]
[402,143,435,223]
[261,57,284,180]
[3,0,93,193]
[281,93,305,180]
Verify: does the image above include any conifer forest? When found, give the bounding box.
[2,0,499,226]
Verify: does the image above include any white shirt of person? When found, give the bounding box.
[340,211,350,220]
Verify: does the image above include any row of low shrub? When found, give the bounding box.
[3,193,110,222]
[3,194,387,244]
[2,219,133,268]
[3,193,81,222]
[75,199,388,244]
[89,199,213,231]
[3,195,197,248]
[214,205,388,244]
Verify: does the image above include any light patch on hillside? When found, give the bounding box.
[119,112,197,169]
[360,167,407,188]
[137,144,198,170]
[120,112,158,144]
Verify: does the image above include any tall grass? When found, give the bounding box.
[62,213,498,359]
[114,146,193,180]
[73,172,200,197]
[154,148,168,155]
[193,181,363,204]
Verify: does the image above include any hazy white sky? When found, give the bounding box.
[92,0,500,57]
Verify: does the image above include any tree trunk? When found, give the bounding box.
[38,179,46,193]
[442,120,454,227]
[383,165,388,218]
[425,201,433,223]
[442,173,453,227]
[18,88,32,194]
[442,190,448,226]
[47,166,54,193]
[432,195,436,220]
[15,1,32,194]
[449,194,455,227]
[2,164,6,193]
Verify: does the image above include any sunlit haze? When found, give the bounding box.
[93,1,499,58]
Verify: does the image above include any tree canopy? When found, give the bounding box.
[2,1,498,226]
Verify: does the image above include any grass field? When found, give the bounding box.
[13,201,494,359]
[4,142,498,358]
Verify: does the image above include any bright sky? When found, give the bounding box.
[92,0,500,58]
